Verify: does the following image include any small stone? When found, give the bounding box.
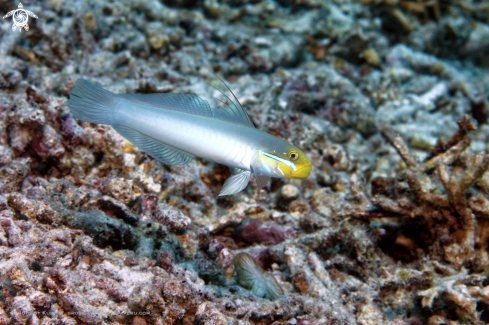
[356,302,385,325]
[427,315,448,325]
[0,212,23,246]
[195,302,228,324]
[289,199,309,215]
[0,307,11,325]
[444,243,469,266]
[61,118,89,147]
[147,22,170,50]
[30,314,40,325]
[127,284,155,313]
[29,292,51,309]
[157,250,173,270]
[362,48,380,66]
[162,279,193,305]
[218,247,234,269]
[280,184,300,200]
[277,184,301,211]
[154,205,191,232]
[82,12,97,32]
[142,194,158,214]
[148,33,170,50]
[324,145,350,171]
[30,125,66,161]
[235,218,296,245]
[132,316,147,325]
[203,0,220,19]
[11,296,34,324]
[0,145,13,167]
[109,177,135,204]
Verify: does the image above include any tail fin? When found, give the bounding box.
[67,79,118,125]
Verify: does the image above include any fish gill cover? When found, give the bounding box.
[0,0,488,324]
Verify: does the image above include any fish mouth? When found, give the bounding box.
[290,165,312,179]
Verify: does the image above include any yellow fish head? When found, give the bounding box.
[257,148,312,179]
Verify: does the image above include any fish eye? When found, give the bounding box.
[288,150,299,161]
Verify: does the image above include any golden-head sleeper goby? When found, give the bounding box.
[68,79,312,195]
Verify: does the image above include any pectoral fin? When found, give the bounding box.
[219,168,251,196]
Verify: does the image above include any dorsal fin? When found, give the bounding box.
[211,106,255,127]
[120,93,213,117]
[203,69,255,127]
[222,105,254,127]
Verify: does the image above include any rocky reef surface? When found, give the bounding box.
[0,0,489,324]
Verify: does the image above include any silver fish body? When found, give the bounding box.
[68,79,311,195]
[117,101,283,170]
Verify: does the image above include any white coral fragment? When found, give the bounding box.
[417,268,482,318]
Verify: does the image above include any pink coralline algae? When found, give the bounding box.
[61,117,90,147]
[154,205,191,232]
[235,218,297,245]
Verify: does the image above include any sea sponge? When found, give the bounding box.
[233,253,284,300]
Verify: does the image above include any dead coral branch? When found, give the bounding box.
[437,152,489,248]
[379,115,489,250]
